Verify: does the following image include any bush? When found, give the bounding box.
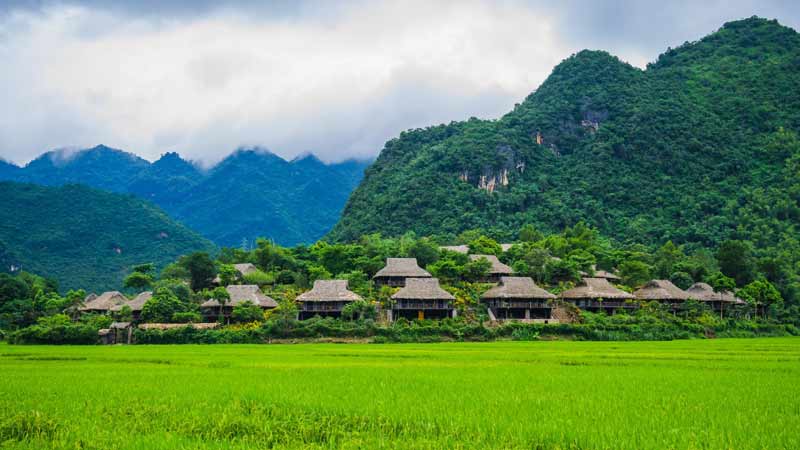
[11,315,99,345]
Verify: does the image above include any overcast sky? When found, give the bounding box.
[1,0,798,165]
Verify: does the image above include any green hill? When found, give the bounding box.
[330,18,800,261]
[0,182,215,292]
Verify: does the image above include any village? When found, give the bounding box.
[79,244,748,344]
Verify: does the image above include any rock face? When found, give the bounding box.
[457,145,525,192]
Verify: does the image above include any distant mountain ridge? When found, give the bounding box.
[1,145,371,246]
[0,181,215,292]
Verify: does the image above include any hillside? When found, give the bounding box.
[2,147,370,246]
[0,182,215,292]
[330,18,800,259]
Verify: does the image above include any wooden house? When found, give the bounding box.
[200,285,277,322]
[481,276,556,321]
[469,254,513,282]
[110,291,151,321]
[559,277,636,314]
[296,280,362,319]
[373,258,431,287]
[686,282,744,317]
[80,291,128,314]
[391,278,455,320]
[634,280,692,310]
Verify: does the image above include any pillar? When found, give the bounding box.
[525,309,531,320]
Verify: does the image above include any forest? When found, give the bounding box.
[2,222,796,344]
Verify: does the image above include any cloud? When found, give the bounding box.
[0,0,798,165]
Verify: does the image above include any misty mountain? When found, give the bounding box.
[2,146,370,247]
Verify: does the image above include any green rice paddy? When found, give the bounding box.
[1,338,799,449]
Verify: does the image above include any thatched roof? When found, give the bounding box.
[83,293,97,303]
[634,280,691,301]
[482,277,555,300]
[560,278,635,300]
[373,258,431,278]
[440,245,469,254]
[111,291,152,312]
[234,263,258,275]
[138,323,219,330]
[500,243,514,252]
[686,283,742,303]
[109,322,131,329]
[201,285,278,308]
[392,278,455,300]
[297,280,362,302]
[80,291,128,311]
[469,254,513,275]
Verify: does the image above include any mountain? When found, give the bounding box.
[0,181,215,292]
[330,17,800,258]
[1,146,370,247]
[19,145,150,193]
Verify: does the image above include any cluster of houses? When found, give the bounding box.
[81,248,746,341]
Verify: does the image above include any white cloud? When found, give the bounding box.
[0,0,798,165]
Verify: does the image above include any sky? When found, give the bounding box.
[0,0,798,166]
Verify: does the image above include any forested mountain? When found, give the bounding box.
[330,18,800,278]
[2,146,370,246]
[0,182,215,292]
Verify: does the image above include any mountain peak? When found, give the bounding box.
[651,16,798,69]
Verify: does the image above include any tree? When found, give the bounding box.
[717,240,755,286]
[341,300,377,321]
[231,301,264,323]
[179,252,216,291]
[406,238,440,268]
[124,271,153,291]
[203,286,231,323]
[738,279,783,318]
[618,260,652,288]
[140,288,185,323]
[468,236,502,255]
[519,224,544,243]
[462,257,491,282]
[653,241,684,278]
[217,264,238,286]
[705,272,736,292]
[669,271,694,290]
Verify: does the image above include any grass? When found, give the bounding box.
[0,338,799,449]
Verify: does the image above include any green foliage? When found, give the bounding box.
[123,272,153,291]
[341,300,377,321]
[141,288,189,323]
[619,260,652,288]
[216,264,238,286]
[0,182,215,292]
[231,301,263,323]
[178,252,216,291]
[468,236,501,255]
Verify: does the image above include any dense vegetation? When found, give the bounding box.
[3,221,797,344]
[0,146,369,246]
[1,339,798,448]
[330,18,800,304]
[0,182,215,292]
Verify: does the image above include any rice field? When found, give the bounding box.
[0,338,799,449]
